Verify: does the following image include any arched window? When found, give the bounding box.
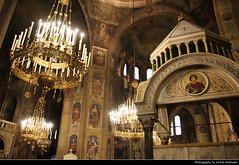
[146,68,152,79]
[171,115,182,136]
[123,64,127,76]
[134,66,139,80]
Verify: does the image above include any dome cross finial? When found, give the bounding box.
[178,13,186,22]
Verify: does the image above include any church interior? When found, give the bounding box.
[0,0,239,160]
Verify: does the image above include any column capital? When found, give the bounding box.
[138,115,156,130]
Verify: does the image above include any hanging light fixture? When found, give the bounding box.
[8,0,91,152]
[109,98,144,143]
[9,0,91,91]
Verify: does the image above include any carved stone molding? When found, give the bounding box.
[135,53,239,117]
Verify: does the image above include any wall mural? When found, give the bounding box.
[181,71,208,95]
[92,75,102,97]
[72,102,81,127]
[69,135,77,153]
[89,104,100,130]
[159,70,235,104]
[87,136,98,159]
[92,48,106,67]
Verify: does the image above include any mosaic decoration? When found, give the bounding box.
[69,135,77,153]
[181,72,208,96]
[72,102,81,127]
[92,75,102,97]
[87,136,98,160]
[89,104,100,130]
[92,47,106,67]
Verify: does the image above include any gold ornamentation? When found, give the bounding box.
[24,91,31,98]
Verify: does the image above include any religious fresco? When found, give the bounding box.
[158,70,235,104]
[92,75,102,97]
[92,48,106,67]
[69,135,77,153]
[181,72,208,95]
[87,136,98,160]
[89,104,100,130]
[72,102,81,127]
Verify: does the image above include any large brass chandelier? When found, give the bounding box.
[9,0,91,150]
[109,98,144,142]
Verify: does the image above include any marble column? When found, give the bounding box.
[210,42,215,53]
[203,39,209,52]
[138,115,156,159]
[159,56,163,66]
[185,42,190,54]
[151,62,155,72]
[155,57,159,69]
[164,51,168,62]
[194,41,199,53]
[169,46,173,59]
[176,44,182,56]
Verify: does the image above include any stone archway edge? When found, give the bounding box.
[135,53,239,116]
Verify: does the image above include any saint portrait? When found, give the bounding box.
[92,75,102,97]
[69,135,77,153]
[72,102,81,127]
[87,136,98,160]
[185,75,205,94]
[92,48,106,66]
[181,72,208,95]
[89,104,100,129]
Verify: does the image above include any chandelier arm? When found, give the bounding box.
[47,0,57,22]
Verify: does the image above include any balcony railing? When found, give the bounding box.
[0,119,17,133]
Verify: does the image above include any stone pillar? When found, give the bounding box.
[159,56,163,66]
[138,115,156,159]
[0,0,18,48]
[194,41,199,53]
[185,42,190,54]
[169,46,173,59]
[210,42,215,53]
[155,58,159,69]
[221,47,226,57]
[164,51,168,62]
[151,62,155,72]
[156,106,170,145]
[177,44,182,56]
[202,39,209,52]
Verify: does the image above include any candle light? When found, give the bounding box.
[17,32,24,48]
[79,33,84,51]
[27,22,34,38]
[87,52,91,67]
[11,35,17,51]
[21,29,28,46]
[37,19,43,38]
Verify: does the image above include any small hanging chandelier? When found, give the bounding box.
[20,96,52,141]
[109,98,144,143]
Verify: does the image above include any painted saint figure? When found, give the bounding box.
[185,75,205,94]
[72,103,81,127]
[91,105,99,128]
[87,136,98,159]
[92,76,101,97]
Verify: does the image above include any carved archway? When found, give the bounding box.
[135,53,239,116]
